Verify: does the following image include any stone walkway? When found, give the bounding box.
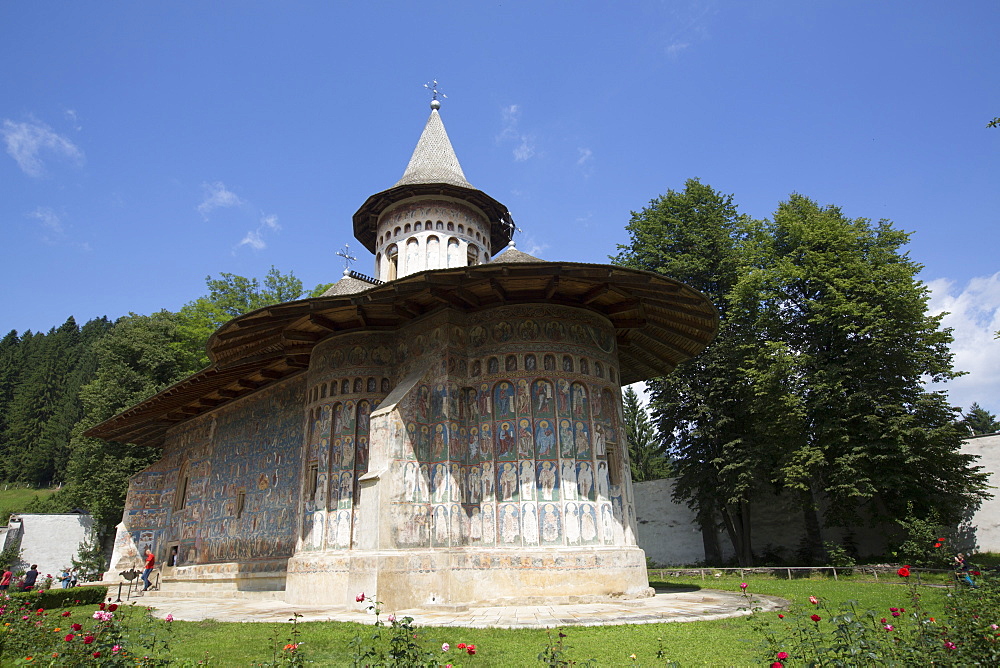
[132,588,785,628]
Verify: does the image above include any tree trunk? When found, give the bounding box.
[698,507,723,565]
[800,488,825,564]
[720,503,754,566]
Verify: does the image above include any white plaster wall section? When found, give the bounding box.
[16,514,94,580]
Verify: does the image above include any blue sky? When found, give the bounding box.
[2,1,998,413]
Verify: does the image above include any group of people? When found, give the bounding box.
[0,564,42,592]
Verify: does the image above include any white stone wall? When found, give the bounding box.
[13,514,93,581]
[961,433,1000,553]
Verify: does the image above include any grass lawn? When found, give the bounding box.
[154,574,951,666]
[0,484,59,520]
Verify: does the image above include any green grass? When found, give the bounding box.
[153,575,951,666]
[0,484,59,519]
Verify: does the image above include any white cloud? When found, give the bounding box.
[235,212,281,252]
[197,181,244,219]
[927,273,1000,415]
[665,42,690,56]
[2,118,84,177]
[28,206,65,243]
[577,148,593,166]
[237,230,266,251]
[64,109,82,131]
[513,137,536,162]
[497,104,538,162]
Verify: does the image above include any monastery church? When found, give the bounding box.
[87,99,719,609]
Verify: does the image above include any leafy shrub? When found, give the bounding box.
[9,585,107,609]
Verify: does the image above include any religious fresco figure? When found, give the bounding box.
[565,502,581,544]
[538,461,557,501]
[468,465,481,504]
[432,463,449,502]
[480,423,493,460]
[574,422,591,459]
[525,354,537,371]
[487,357,499,374]
[470,507,482,542]
[516,379,530,415]
[577,461,594,501]
[417,463,430,502]
[518,418,533,458]
[534,420,556,458]
[496,421,516,459]
[581,504,598,543]
[498,461,518,501]
[601,503,615,544]
[450,462,463,503]
[594,424,607,457]
[494,382,514,418]
[478,383,491,416]
[432,424,447,460]
[468,426,480,461]
[402,462,418,501]
[559,419,574,459]
[493,321,512,343]
[481,461,495,501]
[433,504,449,545]
[518,460,534,501]
[471,360,482,377]
[579,358,589,375]
[450,504,463,545]
[336,510,352,547]
[505,355,517,372]
[571,383,588,419]
[596,461,610,499]
[418,426,430,461]
[522,504,539,545]
[557,380,570,413]
[533,380,553,415]
[541,503,561,544]
[482,504,495,545]
[432,384,447,420]
[519,319,539,340]
[560,460,577,500]
[499,503,520,544]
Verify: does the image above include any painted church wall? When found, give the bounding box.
[119,375,305,569]
[376,304,637,553]
[302,331,396,552]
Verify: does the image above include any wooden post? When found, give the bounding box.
[832,567,838,581]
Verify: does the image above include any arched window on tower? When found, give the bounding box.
[426,235,440,269]
[415,221,422,231]
[447,238,460,267]
[467,245,480,266]
[386,244,398,281]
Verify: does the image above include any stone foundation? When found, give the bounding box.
[285,546,651,610]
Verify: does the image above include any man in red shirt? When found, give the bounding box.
[141,548,155,591]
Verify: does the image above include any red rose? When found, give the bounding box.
[897,566,910,578]
[108,604,118,612]
[71,623,82,631]
[811,614,821,622]
[64,634,74,642]
[457,643,466,649]
[777,652,789,659]
[61,611,71,617]
[93,652,101,658]
[772,663,783,668]
[778,614,784,618]
[83,636,95,644]
[467,648,476,655]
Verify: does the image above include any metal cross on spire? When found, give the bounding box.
[336,244,357,274]
[424,80,447,109]
[502,213,523,247]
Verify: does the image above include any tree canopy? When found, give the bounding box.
[615,180,989,565]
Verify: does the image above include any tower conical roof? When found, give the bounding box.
[353,102,512,254]
[394,109,473,189]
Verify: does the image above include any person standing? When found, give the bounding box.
[60,568,71,588]
[0,568,11,592]
[22,564,38,591]
[141,549,155,591]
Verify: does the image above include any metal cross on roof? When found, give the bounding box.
[424,79,447,102]
[336,244,357,270]
[502,213,523,245]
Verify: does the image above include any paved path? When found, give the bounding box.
[134,588,785,628]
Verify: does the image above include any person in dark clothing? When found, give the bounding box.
[22,565,38,591]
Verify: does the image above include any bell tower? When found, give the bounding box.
[352,97,513,281]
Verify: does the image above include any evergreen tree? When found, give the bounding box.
[962,402,1000,435]
[623,387,670,482]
